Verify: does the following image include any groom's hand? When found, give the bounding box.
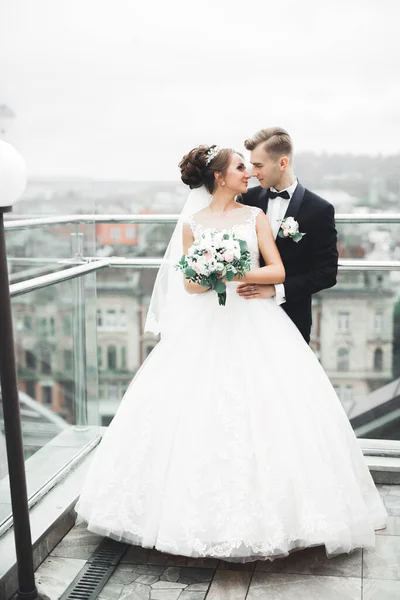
[236,283,276,299]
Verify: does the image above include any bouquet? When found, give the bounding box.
[175,229,252,306]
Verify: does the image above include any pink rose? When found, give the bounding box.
[224,251,234,262]
[204,252,212,259]
[283,229,290,237]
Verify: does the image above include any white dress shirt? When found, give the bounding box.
[267,179,298,306]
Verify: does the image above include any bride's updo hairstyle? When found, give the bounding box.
[179,145,235,195]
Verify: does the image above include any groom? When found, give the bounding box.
[238,127,338,343]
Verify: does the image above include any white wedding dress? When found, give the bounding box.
[76,205,387,562]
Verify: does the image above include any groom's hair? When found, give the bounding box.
[244,128,293,162]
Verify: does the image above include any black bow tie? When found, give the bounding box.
[269,189,290,200]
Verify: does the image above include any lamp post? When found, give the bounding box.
[0,140,49,600]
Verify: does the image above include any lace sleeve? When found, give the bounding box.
[248,206,261,227]
[185,214,197,236]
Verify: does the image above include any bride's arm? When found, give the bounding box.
[182,223,210,294]
[239,211,285,284]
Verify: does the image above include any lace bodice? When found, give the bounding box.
[187,205,261,270]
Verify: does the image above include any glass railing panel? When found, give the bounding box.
[0,271,99,530]
[95,266,159,425]
[335,219,400,261]
[312,269,400,440]
[95,263,400,443]
[5,222,96,265]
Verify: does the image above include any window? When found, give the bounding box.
[125,226,137,240]
[374,311,383,334]
[119,309,127,327]
[98,346,103,369]
[96,309,103,327]
[98,383,105,399]
[64,349,73,371]
[145,345,154,357]
[23,316,32,331]
[63,315,72,336]
[110,226,121,242]
[105,310,117,327]
[337,312,350,333]
[333,385,341,399]
[374,348,383,371]
[342,385,353,403]
[63,381,74,418]
[121,346,127,369]
[108,384,118,400]
[337,348,349,372]
[107,345,117,369]
[26,381,36,399]
[41,348,52,374]
[42,386,52,405]
[37,318,48,335]
[50,317,56,336]
[101,415,114,426]
[25,350,36,369]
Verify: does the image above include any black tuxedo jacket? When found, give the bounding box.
[242,183,338,343]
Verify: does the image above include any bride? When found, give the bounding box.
[76,145,387,562]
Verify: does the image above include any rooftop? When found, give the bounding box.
[35,483,400,600]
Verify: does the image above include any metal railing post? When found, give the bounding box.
[0,210,49,600]
[70,232,88,429]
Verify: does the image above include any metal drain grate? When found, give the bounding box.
[59,538,128,600]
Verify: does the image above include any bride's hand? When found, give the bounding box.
[184,279,211,294]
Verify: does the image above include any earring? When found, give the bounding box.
[221,181,225,186]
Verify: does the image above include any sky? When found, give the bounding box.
[1,0,399,180]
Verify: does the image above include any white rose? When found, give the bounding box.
[205,243,217,254]
[213,231,225,246]
[216,262,224,272]
[224,240,235,251]
[208,259,218,273]
[284,217,299,235]
[196,257,208,275]
[202,233,213,247]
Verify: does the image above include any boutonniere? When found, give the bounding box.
[278,217,306,243]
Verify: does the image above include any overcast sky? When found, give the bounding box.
[1,0,399,180]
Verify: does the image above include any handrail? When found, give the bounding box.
[337,259,400,271]
[4,212,400,231]
[4,214,181,230]
[10,260,109,297]
[9,257,400,298]
[108,257,400,271]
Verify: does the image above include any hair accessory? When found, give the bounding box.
[205,146,221,166]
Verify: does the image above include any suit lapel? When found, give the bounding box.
[283,182,305,221]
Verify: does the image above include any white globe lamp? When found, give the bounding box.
[0,140,27,212]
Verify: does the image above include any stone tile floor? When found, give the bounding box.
[35,484,400,599]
